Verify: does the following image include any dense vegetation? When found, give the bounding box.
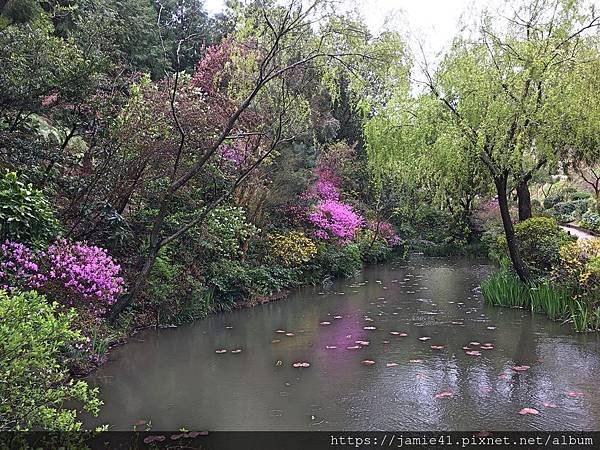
[1,0,599,431]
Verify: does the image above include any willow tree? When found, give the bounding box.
[420,0,599,281]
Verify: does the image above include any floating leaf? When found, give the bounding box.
[518,408,539,415]
[435,391,453,399]
[361,360,376,366]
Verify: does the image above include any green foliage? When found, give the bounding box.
[529,284,570,321]
[0,171,60,246]
[208,259,298,304]
[309,242,363,280]
[494,217,573,276]
[481,270,530,308]
[0,290,102,431]
[200,207,257,259]
[581,211,600,233]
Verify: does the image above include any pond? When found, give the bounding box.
[85,256,600,431]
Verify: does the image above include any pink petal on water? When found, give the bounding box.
[487,326,497,330]
[292,362,310,368]
[275,330,286,333]
[519,408,539,415]
[271,339,281,343]
[231,349,242,354]
[430,345,445,350]
[512,365,531,372]
[333,315,343,319]
[567,391,584,398]
[364,326,377,330]
[469,342,481,346]
[386,363,398,367]
[285,332,295,337]
[435,391,453,399]
[465,350,481,356]
[418,336,431,341]
[325,345,337,349]
[543,402,558,408]
[215,349,227,354]
[361,360,376,366]
[409,359,424,363]
[346,345,360,350]
[320,321,331,325]
[355,340,370,346]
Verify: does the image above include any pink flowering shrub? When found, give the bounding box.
[44,240,125,314]
[368,220,403,247]
[0,239,124,315]
[0,241,46,291]
[308,200,364,243]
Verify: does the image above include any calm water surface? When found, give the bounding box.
[85,256,600,431]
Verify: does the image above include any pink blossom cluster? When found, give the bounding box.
[0,241,46,291]
[368,221,403,247]
[192,40,234,94]
[302,166,341,201]
[308,200,364,243]
[45,240,125,313]
[0,239,124,315]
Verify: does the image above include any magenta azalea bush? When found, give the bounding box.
[308,200,364,243]
[0,241,46,291]
[0,239,124,315]
[45,240,125,313]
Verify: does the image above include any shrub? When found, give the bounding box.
[0,171,59,246]
[200,206,257,258]
[553,238,600,305]
[494,217,573,276]
[308,199,364,243]
[267,231,318,266]
[0,290,102,431]
[42,240,125,315]
[310,242,363,279]
[0,240,46,291]
[581,211,600,233]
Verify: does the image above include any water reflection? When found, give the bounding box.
[85,256,600,431]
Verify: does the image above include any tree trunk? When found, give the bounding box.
[109,200,170,321]
[495,174,531,282]
[516,178,533,221]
